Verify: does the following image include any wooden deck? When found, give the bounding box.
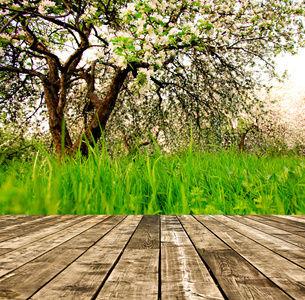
[0,215,304,299]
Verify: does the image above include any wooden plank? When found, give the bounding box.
[247,215,305,237]
[0,215,125,300]
[260,215,305,230]
[125,215,159,249]
[0,215,107,277]
[0,215,53,231]
[196,215,305,299]
[229,215,305,249]
[95,215,160,299]
[31,215,142,300]
[0,215,42,229]
[161,215,193,247]
[276,215,305,224]
[179,215,292,300]
[161,215,224,300]
[213,215,305,268]
[0,215,68,243]
[0,215,89,256]
[96,249,159,300]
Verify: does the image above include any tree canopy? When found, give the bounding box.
[0,0,304,155]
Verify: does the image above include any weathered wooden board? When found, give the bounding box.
[0,215,107,277]
[125,215,159,249]
[0,215,303,300]
[196,215,305,299]
[161,215,224,300]
[276,215,305,224]
[0,215,87,256]
[213,215,305,268]
[0,215,46,229]
[0,215,68,243]
[179,215,291,300]
[247,215,305,237]
[31,215,142,300]
[289,215,305,220]
[95,215,159,299]
[0,216,123,299]
[260,215,305,230]
[229,215,305,248]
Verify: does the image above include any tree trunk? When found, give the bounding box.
[70,66,130,156]
[43,82,72,154]
[238,124,258,152]
[238,132,247,152]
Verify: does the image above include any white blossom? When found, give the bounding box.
[38,0,55,13]
[144,52,151,61]
[168,27,179,36]
[159,35,169,45]
[143,43,152,51]
[159,50,166,60]
[136,19,146,27]
[126,3,136,13]
[137,25,144,34]
[0,33,10,41]
[18,30,26,36]
[119,8,129,18]
[146,25,154,34]
[117,31,132,39]
[155,59,162,67]
[88,6,97,15]
[115,55,127,69]
[39,0,55,8]
[182,34,192,43]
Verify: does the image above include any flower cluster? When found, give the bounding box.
[38,0,56,14]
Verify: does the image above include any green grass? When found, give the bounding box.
[0,144,305,215]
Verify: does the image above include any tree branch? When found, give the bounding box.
[0,66,45,79]
[0,13,19,33]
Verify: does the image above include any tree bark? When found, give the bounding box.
[238,124,258,152]
[70,66,130,156]
[238,132,247,152]
[43,82,72,154]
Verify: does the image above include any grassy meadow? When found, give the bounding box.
[0,141,305,215]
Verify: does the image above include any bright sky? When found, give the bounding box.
[274,47,305,88]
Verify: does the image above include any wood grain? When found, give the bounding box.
[161,215,224,300]
[0,215,106,277]
[196,215,305,299]
[213,215,305,268]
[0,215,85,256]
[0,215,66,243]
[247,215,305,237]
[125,215,159,249]
[229,215,305,248]
[0,215,124,299]
[259,215,305,230]
[95,215,159,299]
[31,215,142,300]
[0,215,303,299]
[180,215,291,300]
[276,215,305,224]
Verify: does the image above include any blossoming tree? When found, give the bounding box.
[0,0,304,155]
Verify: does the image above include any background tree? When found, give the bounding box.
[0,0,304,156]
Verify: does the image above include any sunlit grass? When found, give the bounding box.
[0,143,305,215]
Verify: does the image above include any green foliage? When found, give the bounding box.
[0,126,38,162]
[1,143,304,215]
[0,0,304,156]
